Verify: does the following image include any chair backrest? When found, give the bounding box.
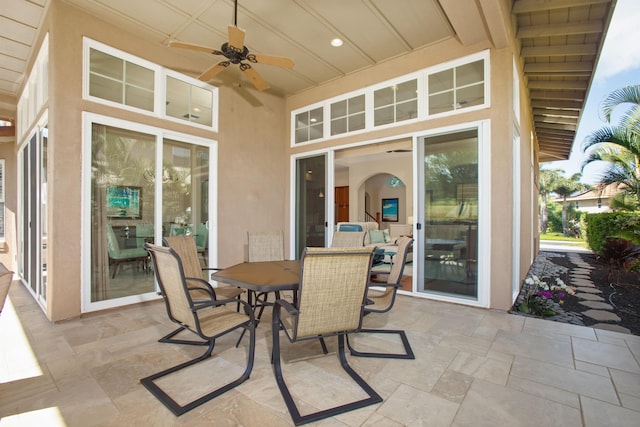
[195,223,208,249]
[295,247,374,339]
[387,236,414,285]
[163,236,203,280]
[330,231,366,248]
[146,243,197,329]
[106,224,121,258]
[136,223,154,248]
[247,231,284,262]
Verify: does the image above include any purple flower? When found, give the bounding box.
[557,292,566,299]
[541,291,553,299]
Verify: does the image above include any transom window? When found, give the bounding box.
[89,48,154,111]
[84,38,218,131]
[374,79,418,126]
[295,107,323,143]
[166,77,214,127]
[331,94,365,136]
[428,59,484,115]
[290,51,488,146]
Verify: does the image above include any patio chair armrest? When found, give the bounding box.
[192,297,255,321]
[201,267,222,272]
[367,281,401,289]
[274,298,298,315]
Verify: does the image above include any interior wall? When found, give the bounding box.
[37,2,286,321]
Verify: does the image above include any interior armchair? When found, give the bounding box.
[142,244,255,416]
[347,236,415,359]
[271,247,382,425]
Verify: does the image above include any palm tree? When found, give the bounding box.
[538,169,562,233]
[582,85,640,209]
[551,173,587,236]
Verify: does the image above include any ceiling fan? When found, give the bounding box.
[169,0,294,91]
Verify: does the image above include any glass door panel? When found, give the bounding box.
[90,124,156,302]
[295,155,326,258]
[162,139,209,263]
[422,129,478,299]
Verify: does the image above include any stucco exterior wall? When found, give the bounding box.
[21,2,287,321]
[283,40,538,309]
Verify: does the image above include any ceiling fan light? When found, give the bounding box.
[330,38,343,47]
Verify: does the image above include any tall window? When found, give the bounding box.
[89,48,154,111]
[428,59,484,115]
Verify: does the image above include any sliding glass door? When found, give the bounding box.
[421,128,479,299]
[295,155,327,257]
[85,114,215,311]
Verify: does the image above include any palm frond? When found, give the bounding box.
[599,85,640,123]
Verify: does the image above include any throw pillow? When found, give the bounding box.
[369,229,386,244]
[382,229,391,243]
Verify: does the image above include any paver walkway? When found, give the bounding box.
[566,252,631,334]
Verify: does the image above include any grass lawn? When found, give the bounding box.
[540,232,589,247]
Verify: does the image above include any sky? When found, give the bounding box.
[545,0,640,184]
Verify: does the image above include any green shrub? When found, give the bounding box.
[586,212,640,253]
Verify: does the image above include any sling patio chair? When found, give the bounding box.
[271,247,382,425]
[246,230,286,318]
[346,236,415,359]
[162,236,245,345]
[142,243,255,416]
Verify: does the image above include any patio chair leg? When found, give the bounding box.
[272,330,382,426]
[346,329,415,359]
[142,322,255,416]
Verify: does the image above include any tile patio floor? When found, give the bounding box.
[1,277,640,426]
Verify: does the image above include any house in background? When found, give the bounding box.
[554,183,623,213]
[0,0,615,321]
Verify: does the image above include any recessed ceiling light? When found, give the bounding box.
[331,38,343,47]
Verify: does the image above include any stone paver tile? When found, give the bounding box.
[578,293,605,302]
[592,323,632,334]
[573,268,593,273]
[571,279,595,287]
[506,376,580,409]
[490,330,574,367]
[576,287,602,294]
[579,301,614,310]
[510,356,618,404]
[610,369,640,398]
[573,337,640,373]
[581,396,640,426]
[453,379,581,427]
[582,310,621,322]
[377,384,459,426]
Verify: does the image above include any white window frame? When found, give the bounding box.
[290,50,489,146]
[81,112,218,313]
[83,38,218,132]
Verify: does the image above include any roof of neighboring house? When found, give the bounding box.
[553,183,623,202]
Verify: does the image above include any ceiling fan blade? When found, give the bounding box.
[239,63,269,91]
[198,61,230,81]
[169,41,221,55]
[247,53,294,69]
[228,25,246,50]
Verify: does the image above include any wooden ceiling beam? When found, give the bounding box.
[534,115,578,125]
[517,21,603,39]
[513,0,611,14]
[531,99,583,109]
[533,108,580,117]
[524,61,593,73]
[520,43,598,57]
[530,90,585,101]
[527,80,588,90]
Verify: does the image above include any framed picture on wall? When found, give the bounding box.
[382,198,399,222]
[106,186,142,219]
